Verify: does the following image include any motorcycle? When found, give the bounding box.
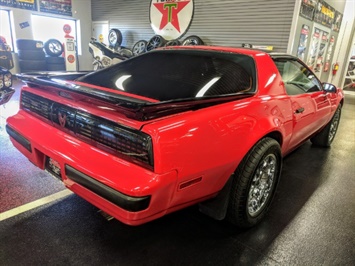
[0,37,14,106]
[89,38,133,70]
[0,66,15,106]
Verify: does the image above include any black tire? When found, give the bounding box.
[311,105,341,147]
[226,138,282,228]
[18,49,45,60]
[46,63,66,71]
[132,40,147,56]
[182,35,204,46]
[16,39,44,50]
[19,59,47,72]
[108,29,122,47]
[146,35,166,51]
[45,56,65,64]
[44,39,63,57]
[165,40,181,46]
[93,60,104,71]
[118,48,133,58]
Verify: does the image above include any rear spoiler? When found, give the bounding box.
[16,72,254,121]
[16,71,90,81]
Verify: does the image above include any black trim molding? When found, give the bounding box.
[65,165,151,212]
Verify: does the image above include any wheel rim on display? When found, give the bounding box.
[45,39,63,56]
[182,36,204,46]
[328,108,340,143]
[49,41,62,54]
[146,35,165,51]
[247,154,277,217]
[108,29,122,47]
[166,40,181,46]
[132,40,147,56]
[119,48,133,58]
[109,32,118,46]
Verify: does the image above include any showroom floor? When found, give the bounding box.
[0,80,354,266]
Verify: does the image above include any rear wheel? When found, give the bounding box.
[226,138,282,228]
[311,105,341,147]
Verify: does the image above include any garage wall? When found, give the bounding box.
[92,0,296,52]
[1,0,92,72]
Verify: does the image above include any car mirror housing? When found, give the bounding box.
[323,83,337,93]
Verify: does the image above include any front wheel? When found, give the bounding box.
[311,105,341,147]
[226,138,282,228]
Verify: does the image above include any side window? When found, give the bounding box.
[274,59,322,95]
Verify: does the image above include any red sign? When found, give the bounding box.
[63,24,72,34]
[150,0,194,40]
[67,55,75,63]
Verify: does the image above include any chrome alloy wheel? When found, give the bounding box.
[108,32,118,46]
[132,40,147,55]
[247,154,277,217]
[328,108,340,143]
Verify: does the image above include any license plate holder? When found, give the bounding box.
[45,156,62,180]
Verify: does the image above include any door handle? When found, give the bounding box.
[295,107,305,114]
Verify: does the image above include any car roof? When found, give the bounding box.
[161,45,269,57]
[161,45,298,60]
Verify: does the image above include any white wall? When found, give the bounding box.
[288,0,354,87]
[71,0,92,71]
[329,0,355,87]
[1,0,92,73]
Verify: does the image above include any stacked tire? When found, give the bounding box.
[44,39,65,71]
[16,39,47,73]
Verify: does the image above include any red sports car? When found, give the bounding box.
[6,46,343,227]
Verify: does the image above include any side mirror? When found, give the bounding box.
[323,83,337,93]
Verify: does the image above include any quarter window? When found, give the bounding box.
[274,59,322,95]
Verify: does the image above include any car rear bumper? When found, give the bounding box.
[6,111,178,225]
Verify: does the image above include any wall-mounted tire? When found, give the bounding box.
[132,40,147,56]
[146,35,166,51]
[18,50,46,61]
[45,56,65,64]
[16,39,44,50]
[44,39,64,57]
[19,59,47,72]
[108,29,122,47]
[182,35,204,46]
[46,63,66,71]
[165,40,181,46]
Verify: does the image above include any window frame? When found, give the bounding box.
[0,9,14,51]
[272,55,323,96]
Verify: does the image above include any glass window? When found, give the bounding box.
[31,15,79,53]
[274,58,322,95]
[0,10,14,51]
[78,50,256,102]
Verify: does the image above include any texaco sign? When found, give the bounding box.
[150,0,194,40]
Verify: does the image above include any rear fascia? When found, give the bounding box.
[6,111,178,225]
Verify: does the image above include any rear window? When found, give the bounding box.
[78,50,256,101]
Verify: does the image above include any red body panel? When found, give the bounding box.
[6,47,343,225]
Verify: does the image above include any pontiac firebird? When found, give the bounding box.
[6,46,343,227]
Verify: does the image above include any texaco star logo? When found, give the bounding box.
[150,0,194,40]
